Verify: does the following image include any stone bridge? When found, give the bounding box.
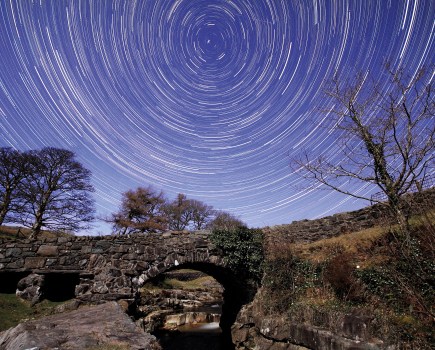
[3,188,434,303]
[0,231,252,333]
[0,231,231,301]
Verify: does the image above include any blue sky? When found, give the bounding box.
[0,0,433,234]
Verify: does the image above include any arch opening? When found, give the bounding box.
[0,272,30,293]
[133,262,256,350]
[42,273,80,302]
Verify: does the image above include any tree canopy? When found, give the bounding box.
[110,188,243,234]
[111,186,167,234]
[0,147,95,238]
[0,148,28,226]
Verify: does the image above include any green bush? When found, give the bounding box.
[360,226,434,309]
[263,254,320,313]
[210,227,264,283]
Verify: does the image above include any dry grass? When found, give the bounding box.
[0,225,73,240]
[141,269,218,292]
[264,206,435,348]
[286,209,435,267]
[290,225,385,265]
[163,275,216,290]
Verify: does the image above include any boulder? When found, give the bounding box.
[0,301,160,350]
[16,273,45,304]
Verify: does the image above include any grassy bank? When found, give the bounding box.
[263,212,435,348]
[0,293,67,331]
[0,225,73,240]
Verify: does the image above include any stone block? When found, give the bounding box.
[92,282,109,294]
[165,313,186,326]
[110,245,129,253]
[135,261,149,270]
[81,245,92,254]
[7,259,24,269]
[5,248,21,257]
[134,245,145,254]
[16,273,45,304]
[57,237,70,244]
[95,241,111,251]
[37,245,59,256]
[70,242,83,250]
[75,283,90,295]
[89,254,106,268]
[122,253,138,260]
[24,257,46,269]
[91,248,104,254]
[45,258,57,266]
[342,314,371,340]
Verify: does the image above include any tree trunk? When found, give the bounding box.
[0,192,12,226]
[29,208,44,239]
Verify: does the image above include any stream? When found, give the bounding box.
[151,306,233,350]
[153,322,227,350]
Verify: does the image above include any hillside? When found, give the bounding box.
[233,205,435,349]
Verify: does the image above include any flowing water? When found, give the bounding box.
[152,307,232,350]
[153,322,230,350]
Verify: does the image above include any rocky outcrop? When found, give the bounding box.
[0,301,160,350]
[137,287,223,332]
[232,289,386,350]
[135,268,224,333]
[164,312,220,329]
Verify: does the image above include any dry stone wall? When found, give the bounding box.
[263,189,435,249]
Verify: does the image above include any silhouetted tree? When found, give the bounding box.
[163,193,192,231]
[207,211,246,231]
[112,186,167,234]
[0,147,29,226]
[19,147,95,238]
[293,64,434,230]
[190,199,214,230]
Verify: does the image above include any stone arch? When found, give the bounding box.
[132,248,226,286]
[134,258,256,350]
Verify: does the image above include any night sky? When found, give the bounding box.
[0,0,433,234]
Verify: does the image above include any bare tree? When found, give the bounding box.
[207,211,246,231]
[163,193,192,231]
[112,186,167,234]
[19,147,95,238]
[190,199,214,230]
[293,64,434,229]
[0,147,28,226]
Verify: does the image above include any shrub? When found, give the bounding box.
[210,227,264,284]
[263,252,321,313]
[323,253,364,302]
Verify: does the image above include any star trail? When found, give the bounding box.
[0,0,434,234]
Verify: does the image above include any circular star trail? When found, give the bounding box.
[0,0,433,233]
